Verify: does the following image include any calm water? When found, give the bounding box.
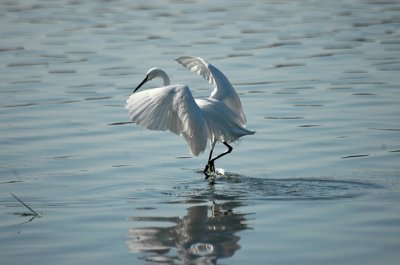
[1,0,400,264]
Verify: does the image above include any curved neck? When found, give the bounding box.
[158,70,170,86]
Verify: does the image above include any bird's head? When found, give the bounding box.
[133,68,170,93]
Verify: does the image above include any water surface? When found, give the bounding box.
[1,0,400,264]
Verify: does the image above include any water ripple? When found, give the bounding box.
[168,174,381,202]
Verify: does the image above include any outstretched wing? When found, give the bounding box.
[126,85,209,156]
[176,56,246,125]
[176,56,217,87]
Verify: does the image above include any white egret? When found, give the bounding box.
[126,56,254,179]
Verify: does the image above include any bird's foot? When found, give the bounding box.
[203,162,216,184]
[204,172,216,185]
[203,162,215,176]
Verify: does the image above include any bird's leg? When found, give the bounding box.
[209,142,233,168]
[204,161,215,174]
[204,142,216,178]
[204,148,214,176]
[204,142,233,179]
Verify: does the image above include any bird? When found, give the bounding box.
[126,56,255,179]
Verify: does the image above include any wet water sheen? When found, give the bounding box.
[1,0,400,264]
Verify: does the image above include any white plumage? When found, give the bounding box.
[126,85,208,156]
[126,56,254,177]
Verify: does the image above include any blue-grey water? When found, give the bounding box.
[1,0,400,264]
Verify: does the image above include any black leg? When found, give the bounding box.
[210,142,233,165]
[204,142,232,174]
[203,142,216,176]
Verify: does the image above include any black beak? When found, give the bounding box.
[133,75,149,93]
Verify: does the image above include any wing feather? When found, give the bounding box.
[175,56,216,87]
[176,56,247,125]
[126,85,209,156]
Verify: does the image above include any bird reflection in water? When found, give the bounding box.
[127,199,250,264]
